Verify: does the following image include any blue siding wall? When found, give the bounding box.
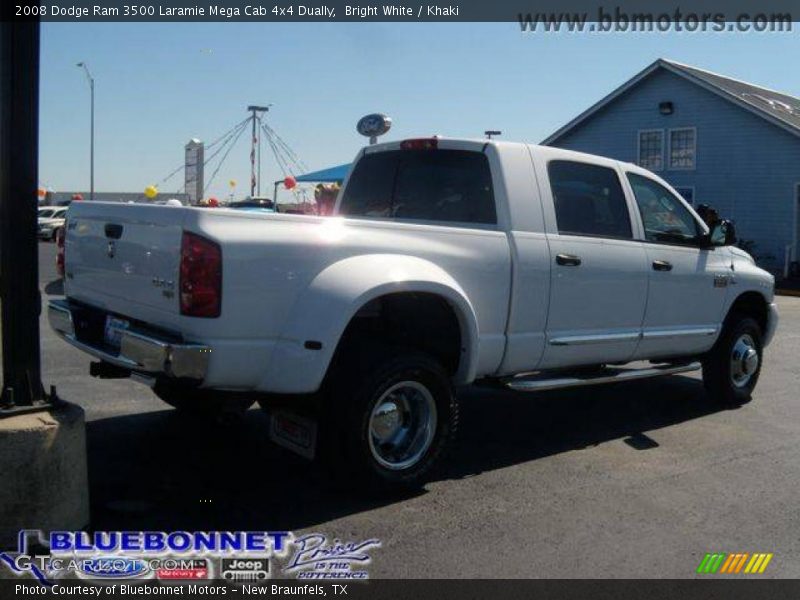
[550,68,800,272]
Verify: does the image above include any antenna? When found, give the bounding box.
[485,130,502,140]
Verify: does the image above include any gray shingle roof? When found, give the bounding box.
[543,58,800,145]
[664,59,800,134]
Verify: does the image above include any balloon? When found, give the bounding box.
[228,179,237,188]
[144,185,158,199]
[284,175,297,190]
[71,193,83,201]
[208,197,219,207]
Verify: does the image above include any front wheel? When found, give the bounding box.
[325,347,458,489]
[702,315,763,406]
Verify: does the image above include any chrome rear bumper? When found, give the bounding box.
[48,299,209,380]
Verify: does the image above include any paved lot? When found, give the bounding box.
[31,241,800,578]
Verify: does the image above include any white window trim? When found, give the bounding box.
[667,127,697,171]
[674,186,695,204]
[637,129,664,172]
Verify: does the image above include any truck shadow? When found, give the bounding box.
[85,375,724,532]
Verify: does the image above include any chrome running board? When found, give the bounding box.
[504,362,701,392]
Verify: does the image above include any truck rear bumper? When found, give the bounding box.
[48,299,210,380]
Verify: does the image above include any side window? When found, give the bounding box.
[547,160,633,239]
[339,149,496,225]
[627,172,702,245]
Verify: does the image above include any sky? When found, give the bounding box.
[40,22,800,200]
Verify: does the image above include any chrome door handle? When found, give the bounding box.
[556,254,581,267]
[652,260,673,271]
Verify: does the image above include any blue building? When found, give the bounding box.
[543,58,800,276]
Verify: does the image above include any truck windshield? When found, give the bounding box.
[340,149,496,225]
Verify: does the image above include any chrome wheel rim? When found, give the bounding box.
[368,381,437,471]
[730,333,759,388]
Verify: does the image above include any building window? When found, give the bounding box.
[638,130,664,171]
[674,186,695,205]
[669,128,696,169]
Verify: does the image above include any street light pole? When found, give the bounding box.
[76,62,94,201]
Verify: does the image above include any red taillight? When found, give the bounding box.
[180,232,222,318]
[400,138,438,151]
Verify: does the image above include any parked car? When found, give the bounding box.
[37,205,68,241]
[227,198,275,213]
[48,139,778,488]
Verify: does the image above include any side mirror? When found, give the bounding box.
[709,219,736,247]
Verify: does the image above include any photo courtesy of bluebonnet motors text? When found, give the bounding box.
[1,0,800,598]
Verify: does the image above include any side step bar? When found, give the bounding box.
[504,362,701,393]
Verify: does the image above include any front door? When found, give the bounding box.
[625,171,729,359]
[538,159,649,369]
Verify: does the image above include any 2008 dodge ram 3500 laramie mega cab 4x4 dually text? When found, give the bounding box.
[50,138,778,488]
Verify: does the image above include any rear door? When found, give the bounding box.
[533,153,649,369]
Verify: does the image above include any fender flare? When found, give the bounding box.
[259,254,480,393]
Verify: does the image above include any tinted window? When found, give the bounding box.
[627,173,702,245]
[548,161,632,239]
[340,149,496,225]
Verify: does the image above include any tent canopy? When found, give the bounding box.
[294,163,350,183]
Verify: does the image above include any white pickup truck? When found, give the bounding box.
[50,138,778,487]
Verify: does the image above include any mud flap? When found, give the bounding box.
[268,410,318,460]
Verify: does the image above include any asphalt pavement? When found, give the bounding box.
[29,241,800,578]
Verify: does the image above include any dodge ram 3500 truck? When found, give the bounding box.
[50,138,778,487]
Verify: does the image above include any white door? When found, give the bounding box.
[537,159,649,369]
[624,171,730,358]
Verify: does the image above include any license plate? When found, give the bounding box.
[103,315,130,351]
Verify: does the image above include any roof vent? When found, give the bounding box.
[742,93,797,115]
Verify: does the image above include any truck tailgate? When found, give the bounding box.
[64,202,186,316]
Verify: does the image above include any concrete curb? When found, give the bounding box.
[0,402,89,550]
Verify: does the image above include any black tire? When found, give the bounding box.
[702,314,763,406]
[324,344,458,490]
[153,383,254,418]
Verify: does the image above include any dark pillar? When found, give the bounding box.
[0,21,45,407]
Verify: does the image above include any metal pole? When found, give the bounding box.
[257,117,261,197]
[0,20,46,408]
[90,77,94,201]
[77,63,94,200]
[246,105,269,199]
[250,109,256,198]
